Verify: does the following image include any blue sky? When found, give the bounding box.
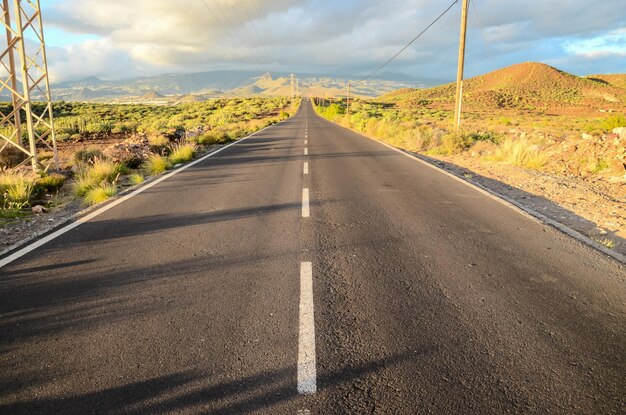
[36,0,626,83]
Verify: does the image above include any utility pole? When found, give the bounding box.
[453,0,469,132]
[296,79,300,96]
[346,82,351,116]
[0,0,57,171]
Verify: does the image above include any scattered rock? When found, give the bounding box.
[581,133,592,140]
[613,127,626,138]
[102,141,151,168]
[31,205,47,214]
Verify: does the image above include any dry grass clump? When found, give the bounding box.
[143,153,170,176]
[0,169,36,210]
[492,139,550,169]
[83,183,118,206]
[168,142,196,165]
[128,173,145,185]
[73,158,121,197]
[592,236,616,249]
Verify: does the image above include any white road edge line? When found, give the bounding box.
[304,148,308,156]
[302,188,310,218]
[298,261,317,395]
[321,112,626,264]
[303,162,309,175]
[304,139,308,145]
[0,124,275,269]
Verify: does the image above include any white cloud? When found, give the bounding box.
[564,29,626,58]
[42,0,626,82]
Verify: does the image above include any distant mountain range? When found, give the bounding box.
[44,70,448,103]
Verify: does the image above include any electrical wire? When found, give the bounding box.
[213,0,272,68]
[355,0,460,84]
[198,0,264,72]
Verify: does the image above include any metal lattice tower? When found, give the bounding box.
[0,0,57,171]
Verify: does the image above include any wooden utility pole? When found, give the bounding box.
[453,0,469,132]
[346,82,351,116]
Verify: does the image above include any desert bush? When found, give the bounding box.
[590,158,609,174]
[74,147,104,165]
[493,139,549,169]
[147,133,169,148]
[143,153,170,175]
[599,113,626,131]
[55,132,71,142]
[168,142,196,165]
[197,130,228,145]
[34,173,66,196]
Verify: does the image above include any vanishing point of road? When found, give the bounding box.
[1,100,624,414]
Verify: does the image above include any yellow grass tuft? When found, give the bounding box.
[493,139,549,169]
[168,142,196,165]
[143,153,170,175]
[83,183,118,206]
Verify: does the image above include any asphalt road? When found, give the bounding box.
[1,100,624,414]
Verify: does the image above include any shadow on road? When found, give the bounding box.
[0,351,424,415]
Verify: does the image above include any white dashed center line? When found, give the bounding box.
[302,188,310,218]
[298,261,316,394]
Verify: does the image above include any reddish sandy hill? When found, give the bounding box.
[140,90,165,100]
[586,74,626,89]
[381,62,626,113]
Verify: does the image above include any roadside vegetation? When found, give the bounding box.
[0,97,296,224]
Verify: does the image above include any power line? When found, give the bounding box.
[240,3,276,65]
[355,0,459,84]
[250,0,280,62]
[213,0,273,69]
[198,0,263,72]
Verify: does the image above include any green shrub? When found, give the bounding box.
[600,113,626,131]
[143,153,170,175]
[35,173,66,195]
[55,133,71,142]
[85,121,113,134]
[168,142,196,165]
